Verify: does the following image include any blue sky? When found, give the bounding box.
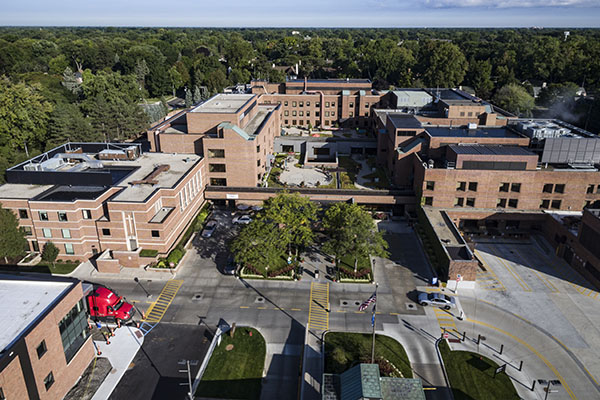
[1,0,599,27]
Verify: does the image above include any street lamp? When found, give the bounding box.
[134,277,152,298]
[179,359,199,400]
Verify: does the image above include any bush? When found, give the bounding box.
[140,249,159,258]
[167,247,185,266]
[41,242,59,264]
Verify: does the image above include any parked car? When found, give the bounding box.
[224,256,238,275]
[417,292,456,310]
[201,220,217,237]
[233,215,252,224]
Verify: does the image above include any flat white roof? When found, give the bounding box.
[191,94,255,114]
[0,277,72,352]
[0,183,53,200]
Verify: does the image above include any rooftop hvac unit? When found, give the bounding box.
[468,123,478,130]
[24,163,42,172]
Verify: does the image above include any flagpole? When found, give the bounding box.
[371,282,378,364]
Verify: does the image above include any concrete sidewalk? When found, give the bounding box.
[91,325,144,400]
[69,260,179,281]
[301,328,324,400]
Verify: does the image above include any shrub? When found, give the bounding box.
[167,247,185,266]
[244,264,265,277]
[267,263,296,277]
[140,249,159,258]
[41,242,59,264]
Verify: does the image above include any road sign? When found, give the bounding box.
[443,332,449,339]
[494,364,506,378]
[457,274,462,282]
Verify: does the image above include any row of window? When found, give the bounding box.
[284,120,336,126]
[101,228,160,238]
[179,170,202,212]
[424,196,564,210]
[20,209,93,221]
[282,100,373,109]
[458,111,480,117]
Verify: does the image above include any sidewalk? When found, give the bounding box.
[300,328,324,400]
[69,260,178,281]
[91,325,144,400]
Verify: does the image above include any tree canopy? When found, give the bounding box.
[0,205,28,263]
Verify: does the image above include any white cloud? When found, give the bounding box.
[423,0,600,7]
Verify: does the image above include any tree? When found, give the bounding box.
[0,76,54,151]
[493,83,535,116]
[537,82,579,107]
[261,192,318,257]
[230,219,285,273]
[46,103,100,148]
[0,205,28,263]
[322,203,388,273]
[418,40,468,88]
[62,67,81,96]
[467,59,494,99]
[185,87,193,108]
[134,59,150,91]
[193,85,202,103]
[41,241,59,267]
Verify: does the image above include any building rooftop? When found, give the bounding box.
[425,126,523,138]
[0,275,73,353]
[389,114,423,129]
[0,183,53,200]
[287,78,371,84]
[449,144,535,156]
[191,94,255,114]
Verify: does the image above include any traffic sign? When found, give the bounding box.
[443,332,449,339]
[457,274,462,282]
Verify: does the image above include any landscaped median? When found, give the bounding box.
[438,340,519,400]
[196,327,266,400]
[325,332,413,379]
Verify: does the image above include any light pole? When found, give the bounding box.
[134,277,152,298]
[179,359,198,400]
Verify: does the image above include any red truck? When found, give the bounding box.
[82,282,135,323]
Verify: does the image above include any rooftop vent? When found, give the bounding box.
[131,164,170,185]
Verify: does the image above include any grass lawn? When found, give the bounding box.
[319,173,338,189]
[32,261,80,274]
[363,168,390,189]
[196,327,266,400]
[439,340,519,400]
[337,254,372,280]
[325,332,412,379]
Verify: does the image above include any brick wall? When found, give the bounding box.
[0,356,28,400]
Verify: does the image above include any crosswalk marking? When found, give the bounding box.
[308,282,329,331]
[143,279,183,323]
[433,307,456,334]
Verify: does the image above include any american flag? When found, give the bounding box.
[358,292,377,311]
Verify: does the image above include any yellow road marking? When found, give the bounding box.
[474,249,507,291]
[467,318,576,400]
[143,279,183,323]
[308,282,329,331]
[512,248,560,293]
[258,306,267,309]
[488,244,532,292]
[291,308,301,311]
[240,306,249,309]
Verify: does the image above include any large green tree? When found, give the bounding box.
[46,103,100,148]
[467,59,494,99]
[493,83,535,116]
[418,40,468,88]
[230,219,285,274]
[0,205,28,263]
[322,203,388,273]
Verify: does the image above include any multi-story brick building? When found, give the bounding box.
[0,274,94,400]
[0,143,206,268]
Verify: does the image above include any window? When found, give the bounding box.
[299,120,303,125]
[466,198,476,207]
[256,145,260,153]
[460,111,465,117]
[508,198,518,208]
[587,184,594,194]
[62,229,71,239]
[511,183,521,193]
[292,101,297,107]
[102,228,111,236]
[315,111,320,117]
[331,102,336,107]
[316,102,320,107]
[540,199,550,209]
[425,181,435,191]
[22,226,32,236]
[43,228,52,238]
[36,340,47,359]
[468,182,478,192]
[44,372,54,390]
[306,101,311,106]
[32,241,39,252]
[365,103,369,108]
[325,102,330,107]
[468,112,473,117]
[208,149,225,158]
[39,211,49,221]
[597,186,600,194]
[210,178,227,186]
[0,387,4,400]
[349,102,354,108]
[306,111,311,117]
[455,197,464,207]
[349,112,353,117]
[292,110,297,116]
[208,164,226,173]
[292,120,297,125]
[456,182,466,191]
[257,159,261,167]
[59,299,90,362]
[284,110,289,116]
[284,101,288,106]
[551,199,562,209]
[151,230,160,238]
[82,209,92,219]
[497,198,507,208]
[555,184,565,194]
[543,183,554,193]
[423,197,433,206]
[19,209,28,219]
[331,111,335,117]
[325,111,330,117]
[58,212,68,222]
[285,120,289,125]
[64,243,74,255]
[299,111,304,117]
[499,182,509,192]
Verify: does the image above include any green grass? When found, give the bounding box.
[33,261,80,274]
[318,173,338,189]
[196,327,266,400]
[325,332,412,379]
[363,168,390,189]
[439,340,519,400]
[338,156,361,189]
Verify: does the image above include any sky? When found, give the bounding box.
[1,0,600,27]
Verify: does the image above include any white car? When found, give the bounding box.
[201,220,217,237]
[417,292,456,310]
[233,215,252,224]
